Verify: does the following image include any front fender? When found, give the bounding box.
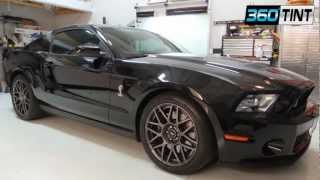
[9,66,38,87]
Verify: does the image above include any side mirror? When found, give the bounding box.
[81,63,104,73]
[77,44,100,51]
[76,44,105,57]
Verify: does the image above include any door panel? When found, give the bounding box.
[48,54,111,122]
[51,55,108,88]
[44,29,111,123]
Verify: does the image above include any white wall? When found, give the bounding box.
[89,0,145,26]
[138,14,210,55]
[135,1,210,55]
[54,0,146,28]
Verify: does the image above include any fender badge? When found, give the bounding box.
[117,85,124,97]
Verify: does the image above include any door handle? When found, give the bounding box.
[81,64,105,73]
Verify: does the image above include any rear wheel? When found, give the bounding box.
[140,93,218,174]
[11,75,44,120]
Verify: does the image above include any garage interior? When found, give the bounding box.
[0,0,319,180]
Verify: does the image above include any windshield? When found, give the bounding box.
[100,27,182,59]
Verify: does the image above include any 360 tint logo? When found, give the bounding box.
[245,5,314,25]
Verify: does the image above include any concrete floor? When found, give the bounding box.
[0,93,319,180]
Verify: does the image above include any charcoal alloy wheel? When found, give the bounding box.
[12,79,31,116]
[11,75,43,120]
[140,93,218,174]
[145,103,198,166]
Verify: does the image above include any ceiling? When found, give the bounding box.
[0,0,86,15]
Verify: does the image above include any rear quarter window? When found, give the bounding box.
[25,36,50,52]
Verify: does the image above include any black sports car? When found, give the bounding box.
[3,25,318,174]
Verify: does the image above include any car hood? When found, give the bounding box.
[129,53,314,91]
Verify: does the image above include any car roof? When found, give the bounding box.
[52,24,137,34]
[52,24,95,34]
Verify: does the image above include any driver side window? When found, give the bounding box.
[51,29,101,56]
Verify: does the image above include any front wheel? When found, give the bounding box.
[140,93,218,174]
[11,75,44,120]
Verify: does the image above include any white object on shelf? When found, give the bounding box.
[254,39,273,58]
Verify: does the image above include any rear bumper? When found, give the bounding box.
[219,116,318,162]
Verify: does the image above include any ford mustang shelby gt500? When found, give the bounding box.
[3,25,318,174]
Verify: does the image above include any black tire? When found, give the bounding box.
[140,93,218,174]
[11,75,44,120]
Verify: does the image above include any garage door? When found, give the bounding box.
[280,9,320,101]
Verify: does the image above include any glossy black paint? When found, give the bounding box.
[4,25,318,162]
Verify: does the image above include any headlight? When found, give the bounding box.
[236,94,279,112]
